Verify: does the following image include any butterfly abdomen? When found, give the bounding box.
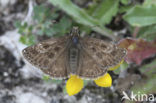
[69,47,79,74]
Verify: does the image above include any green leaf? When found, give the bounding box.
[33,5,49,22]
[92,0,119,25]
[63,85,67,94]
[113,61,128,74]
[49,24,62,36]
[131,59,156,95]
[139,59,156,77]
[19,35,35,45]
[119,5,133,13]
[59,16,72,30]
[50,79,62,84]
[42,75,50,81]
[33,5,57,23]
[49,0,115,40]
[137,25,156,41]
[49,0,99,26]
[86,2,98,15]
[36,29,44,36]
[120,0,129,5]
[58,16,72,34]
[43,20,52,28]
[42,75,62,84]
[83,80,90,87]
[44,28,55,36]
[132,75,156,95]
[44,16,72,37]
[143,0,156,7]
[123,5,156,27]
[16,22,30,35]
[113,68,120,74]
[14,21,22,28]
[22,22,28,28]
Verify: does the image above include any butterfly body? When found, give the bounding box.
[69,46,79,74]
[72,37,79,44]
[22,27,126,79]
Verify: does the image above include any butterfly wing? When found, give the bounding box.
[76,49,107,79]
[22,36,70,79]
[81,37,126,68]
[77,37,126,79]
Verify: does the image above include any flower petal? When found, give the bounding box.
[94,73,112,87]
[108,60,124,71]
[66,75,83,96]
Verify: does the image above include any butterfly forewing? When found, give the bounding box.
[22,36,70,78]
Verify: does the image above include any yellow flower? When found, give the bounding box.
[108,60,124,71]
[66,75,83,96]
[94,73,112,87]
[65,60,123,96]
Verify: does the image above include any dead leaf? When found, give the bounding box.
[118,38,156,65]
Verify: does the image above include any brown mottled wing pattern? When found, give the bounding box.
[77,49,107,79]
[78,37,126,78]
[22,36,70,78]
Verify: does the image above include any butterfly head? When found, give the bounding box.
[70,27,80,44]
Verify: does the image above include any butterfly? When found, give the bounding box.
[22,27,126,79]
